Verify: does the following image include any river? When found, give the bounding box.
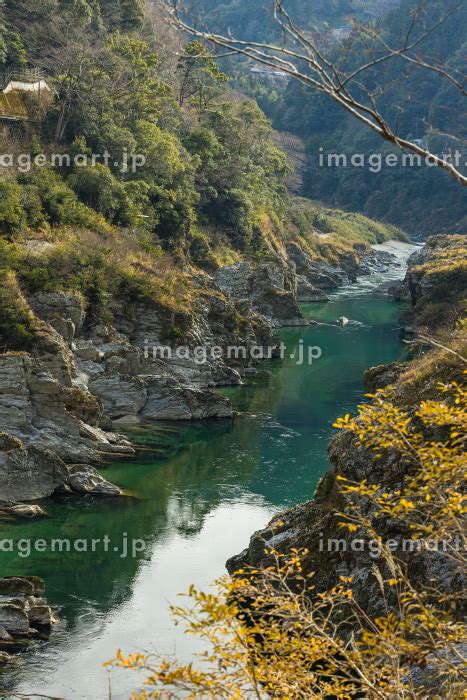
[0,241,417,699]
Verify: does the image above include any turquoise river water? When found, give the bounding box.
[0,242,417,699]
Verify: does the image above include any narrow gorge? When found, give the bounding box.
[0,0,465,696]
[1,237,425,697]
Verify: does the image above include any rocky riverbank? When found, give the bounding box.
[226,235,466,615]
[0,238,401,516]
[0,236,418,678]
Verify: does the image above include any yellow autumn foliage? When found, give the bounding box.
[108,378,466,699]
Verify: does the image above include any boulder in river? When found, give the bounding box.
[65,464,123,496]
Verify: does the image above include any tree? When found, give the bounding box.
[68,163,130,224]
[120,0,145,30]
[58,0,94,24]
[0,0,27,69]
[0,182,26,235]
[177,40,228,108]
[37,16,165,142]
[163,0,467,185]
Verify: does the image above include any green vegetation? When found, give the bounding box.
[0,0,403,353]
[0,269,41,349]
[269,0,466,236]
[286,197,407,270]
[408,235,467,333]
[192,0,466,236]
[191,0,382,41]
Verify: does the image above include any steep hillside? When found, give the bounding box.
[271,0,467,236]
[190,0,400,39]
[187,0,466,236]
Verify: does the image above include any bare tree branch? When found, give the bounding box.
[161,0,467,186]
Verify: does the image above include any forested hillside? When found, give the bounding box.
[272,0,467,236]
[192,0,399,39]
[0,0,404,350]
[188,0,466,237]
[0,0,290,255]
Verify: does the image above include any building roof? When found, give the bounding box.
[4,79,51,95]
[0,91,29,120]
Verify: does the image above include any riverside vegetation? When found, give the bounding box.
[0,0,465,696]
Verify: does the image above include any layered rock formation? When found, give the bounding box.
[0,268,275,510]
[227,412,462,617]
[286,242,351,289]
[213,244,396,315]
[0,351,132,508]
[394,234,466,335]
[215,260,306,326]
[0,577,56,664]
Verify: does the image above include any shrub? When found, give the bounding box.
[68,164,132,225]
[21,170,78,226]
[148,184,195,250]
[22,184,47,229]
[0,181,26,236]
[18,170,112,232]
[0,270,39,350]
[62,386,103,425]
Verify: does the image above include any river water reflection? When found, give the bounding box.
[1,242,417,698]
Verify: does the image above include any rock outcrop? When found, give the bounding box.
[357,248,399,276]
[0,434,124,504]
[0,272,275,506]
[363,362,406,393]
[287,241,399,295]
[0,354,133,465]
[296,275,330,302]
[29,291,85,344]
[89,374,231,421]
[0,438,67,502]
[0,577,56,665]
[215,260,306,326]
[0,352,132,505]
[286,242,350,289]
[227,423,463,619]
[390,235,466,335]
